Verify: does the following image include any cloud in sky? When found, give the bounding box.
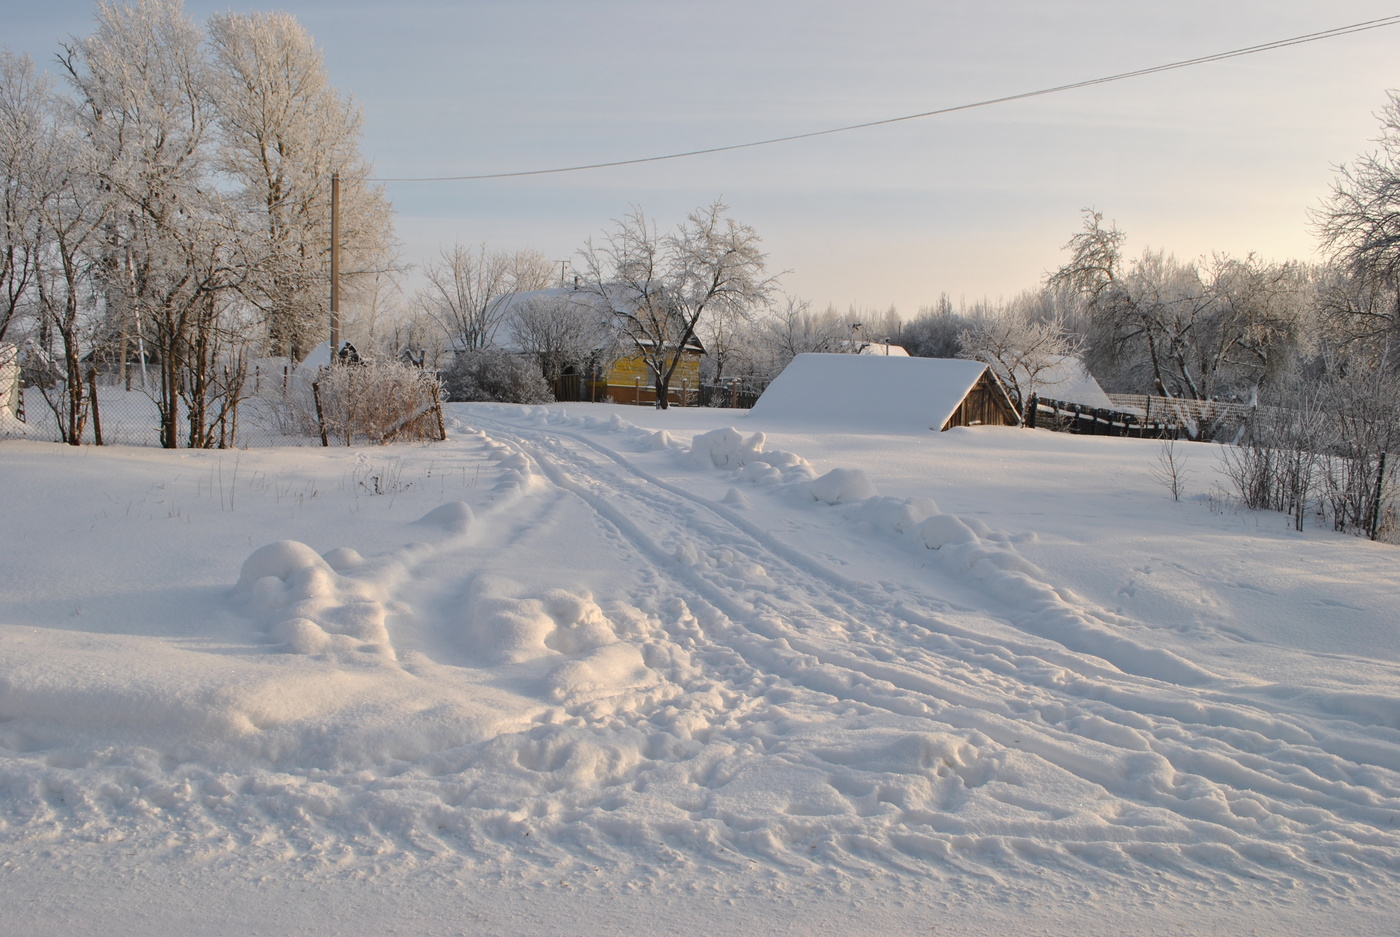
[11,0,1400,316]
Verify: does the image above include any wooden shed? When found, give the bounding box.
[749,354,1020,433]
[941,364,1021,429]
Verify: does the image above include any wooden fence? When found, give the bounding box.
[1027,395,1178,439]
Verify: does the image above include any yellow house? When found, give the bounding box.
[483,289,708,406]
[596,340,705,406]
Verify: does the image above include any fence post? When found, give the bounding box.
[87,368,102,446]
[1370,451,1388,541]
[1026,394,1037,429]
[312,379,329,447]
[431,382,447,442]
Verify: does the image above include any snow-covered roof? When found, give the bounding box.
[1028,355,1114,408]
[856,342,910,357]
[749,353,1002,433]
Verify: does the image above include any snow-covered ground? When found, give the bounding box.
[3,399,1399,936]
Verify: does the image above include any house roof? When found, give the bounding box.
[1025,355,1114,409]
[749,353,1012,433]
[856,342,910,357]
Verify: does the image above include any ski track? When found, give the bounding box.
[3,405,1400,909]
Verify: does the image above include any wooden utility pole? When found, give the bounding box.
[329,171,341,355]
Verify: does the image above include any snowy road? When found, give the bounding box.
[4,403,1400,934]
[447,409,1400,896]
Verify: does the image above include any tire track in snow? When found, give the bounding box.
[460,409,1400,890]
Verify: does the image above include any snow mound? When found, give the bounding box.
[811,467,878,504]
[234,540,330,593]
[545,642,651,702]
[480,436,541,499]
[453,578,651,699]
[680,426,817,491]
[232,539,398,661]
[415,500,474,534]
[917,513,979,548]
[685,426,765,468]
[322,546,365,571]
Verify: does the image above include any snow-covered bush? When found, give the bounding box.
[240,358,440,446]
[312,360,444,444]
[442,349,552,404]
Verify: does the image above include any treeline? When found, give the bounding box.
[1,0,393,446]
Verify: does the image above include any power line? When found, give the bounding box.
[370,15,1400,183]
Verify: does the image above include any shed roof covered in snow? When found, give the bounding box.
[749,354,1020,433]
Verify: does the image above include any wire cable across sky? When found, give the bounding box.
[370,14,1400,184]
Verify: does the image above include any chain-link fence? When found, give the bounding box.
[14,382,318,447]
[10,358,444,449]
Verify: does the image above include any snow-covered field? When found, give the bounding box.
[3,399,1399,936]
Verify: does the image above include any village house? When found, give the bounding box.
[466,288,706,406]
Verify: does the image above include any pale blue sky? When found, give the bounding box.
[10,0,1400,320]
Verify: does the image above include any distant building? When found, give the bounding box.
[466,289,706,406]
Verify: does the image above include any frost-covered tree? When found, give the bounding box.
[900,294,969,358]
[209,10,394,361]
[62,0,243,448]
[0,52,47,344]
[441,347,552,404]
[1313,90,1400,354]
[577,200,777,409]
[27,79,109,445]
[740,296,847,380]
[1050,209,1306,401]
[958,291,1076,413]
[507,292,617,387]
[1,0,404,447]
[419,243,554,352]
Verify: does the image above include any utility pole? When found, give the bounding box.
[557,259,569,287]
[329,171,340,356]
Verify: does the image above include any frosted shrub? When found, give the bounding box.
[311,360,445,445]
[1218,401,1323,531]
[1218,372,1397,539]
[442,349,552,404]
